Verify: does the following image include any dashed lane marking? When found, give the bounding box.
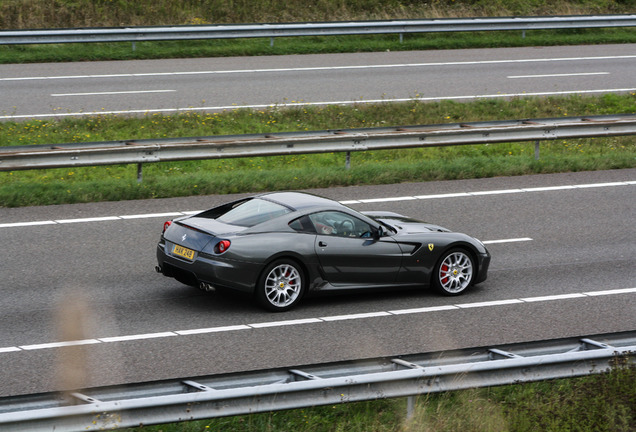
[507,72,610,79]
[0,180,632,229]
[2,287,635,354]
[3,88,636,120]
[51,90,176,97]
[2,55,635,82]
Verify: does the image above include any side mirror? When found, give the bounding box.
[373,225,383,239]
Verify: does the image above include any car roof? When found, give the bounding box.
[259,191,344,211]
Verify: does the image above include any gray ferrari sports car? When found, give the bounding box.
[156,191,490,311]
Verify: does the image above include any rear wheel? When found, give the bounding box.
[432,249,475,295]
[256,259,305,312]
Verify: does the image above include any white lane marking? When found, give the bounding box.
[20,339,101,350]
[359,196,417,203]
[320,311,393,321]
[3,88,636,120]
[51,90,176,97]
[99,332,177,343]
[0,212,191,229]
[249,318,323,328]
[2,55,635,82]
[520,293,588,302]
[414,192,472,199]
[2,287,635,354]
[176,325,250,335]
[508,72,610,79]
[56,216,121,224]
[575,182,628,188]
[0,220,57,228]
[389,305,458,315]
[470,189,525,196]
[483,238,533,245]
[0,180,632,229]
[521,185,577,192]
[455,299,524,308]
[342,181,633,205]
[584,287,636,296]
[120,212,184,220]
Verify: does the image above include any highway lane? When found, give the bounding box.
[1,44,636,120]
[0,169,634,397]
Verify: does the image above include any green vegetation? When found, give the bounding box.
[4,0,635,29]
[1,0,636,63]
[2,93,635,207]
[124,361,635,432]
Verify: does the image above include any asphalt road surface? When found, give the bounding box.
[1,169,634,397]
[1,44,636,120]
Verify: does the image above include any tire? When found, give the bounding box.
[432,248,475,296]
[256,259,305,312]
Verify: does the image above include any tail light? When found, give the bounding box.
[214,240,231,254]
[163,221,172,233]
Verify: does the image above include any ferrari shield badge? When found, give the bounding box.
[428,243,434,252]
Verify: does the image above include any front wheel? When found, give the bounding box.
[256,259,305,312]
[432,249,475,296]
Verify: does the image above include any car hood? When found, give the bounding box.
[370,215,451,234]
[376,218,451,234]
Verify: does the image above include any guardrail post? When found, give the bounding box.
[137,163,143,183]
[534,140,540,160]
[399,33,404,44]
[407,395,416,418]
[345,151,351,170]
[270,37,274,47]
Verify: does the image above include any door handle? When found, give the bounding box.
[319,241,328,247]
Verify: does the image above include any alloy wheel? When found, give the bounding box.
[437,251,474,294]
[264,263,302,308]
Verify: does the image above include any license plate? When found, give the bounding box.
[172,244,196,261]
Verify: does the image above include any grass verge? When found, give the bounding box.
[1,93,635,208]
[122,360,635,432]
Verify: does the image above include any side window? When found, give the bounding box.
[289,215,317,233]
[308,211,373,238]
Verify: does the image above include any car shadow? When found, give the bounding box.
[160,281,489,317]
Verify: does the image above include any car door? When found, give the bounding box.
[308,211,403,286]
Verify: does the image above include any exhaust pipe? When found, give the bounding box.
[199,282,216,293]
[155,265,163,274]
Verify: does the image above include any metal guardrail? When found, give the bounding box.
[0,331,634,431]
[1,115,636,177]
[1,15,635,45]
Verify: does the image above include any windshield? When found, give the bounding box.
[216,198,292,227]
[366,216,397,235]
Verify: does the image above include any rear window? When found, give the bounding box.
[216,198,292,227]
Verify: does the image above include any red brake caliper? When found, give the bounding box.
[441,264,449,284]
